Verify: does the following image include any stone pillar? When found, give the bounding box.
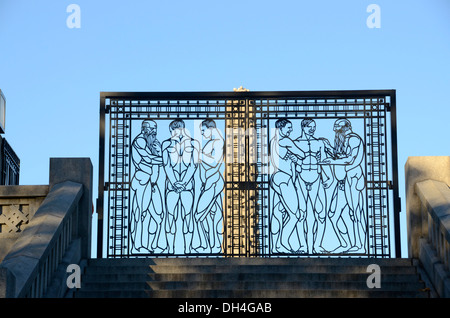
[49,158,93,259]
[404,156,450,258]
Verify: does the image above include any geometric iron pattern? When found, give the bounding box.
[97,90,400,258]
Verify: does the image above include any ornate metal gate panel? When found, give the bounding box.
[97,90,400,258]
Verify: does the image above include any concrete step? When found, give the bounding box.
[145,280,425,291]
[86,257,415,267]
[81,270,423,284]
[70,257,430,298]
[145,288,429,298]
[145,265,418,274]
[74,289,429,298]
[79,277,424,291]
[73,290,149,298]
[145,272,421,283]
[85,258,418,274]
[83,265,418,276]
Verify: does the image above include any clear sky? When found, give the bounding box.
[0,0,449,257]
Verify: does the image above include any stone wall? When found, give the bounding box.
[405,156,450,258]
[0,185,48,262]
[0,157,93,297]
[405,156,450,297]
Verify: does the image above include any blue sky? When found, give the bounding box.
[0,1,449,257]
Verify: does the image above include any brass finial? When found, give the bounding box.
[233,86,249,92]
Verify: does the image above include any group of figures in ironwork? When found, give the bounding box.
[129,117,366,255]
[130,119,224,255]
[269,118,366,255]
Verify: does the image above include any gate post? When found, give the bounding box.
[49,157,93,259]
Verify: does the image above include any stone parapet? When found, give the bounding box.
[0,181,83,297]
[0,185,49,261]
[0,158,93,297]
[405,156,450,298]
[405,156,450,258]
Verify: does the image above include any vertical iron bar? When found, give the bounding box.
[383,97,391,257]
[127,111,133,257]
[97,94,106,258]
[245,99,250,257]
[389,90,401,258]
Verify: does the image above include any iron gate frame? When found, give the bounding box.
[97,90,401,258]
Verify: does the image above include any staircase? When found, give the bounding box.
[69,258,431,298]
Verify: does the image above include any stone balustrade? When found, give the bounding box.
[405,156,450,297]
[0,158,92,297]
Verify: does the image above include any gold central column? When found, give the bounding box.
[224,90,258,257]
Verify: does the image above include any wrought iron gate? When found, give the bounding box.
[97,90,401,258]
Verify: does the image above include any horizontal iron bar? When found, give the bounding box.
[101,89,395,100]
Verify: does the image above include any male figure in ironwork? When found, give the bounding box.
[194,119,225,254]
[130,120,164,253]
[269,118,306,253]
[321,118,366,253]
[292,119,334,254]
[162,119,200,254]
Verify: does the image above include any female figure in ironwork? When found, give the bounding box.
[194,119,225,254]
[269,118,306,253]
[130,120,164,253]
[321,119,366,254]
[292,119,334,254]
[162,119,200,254]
